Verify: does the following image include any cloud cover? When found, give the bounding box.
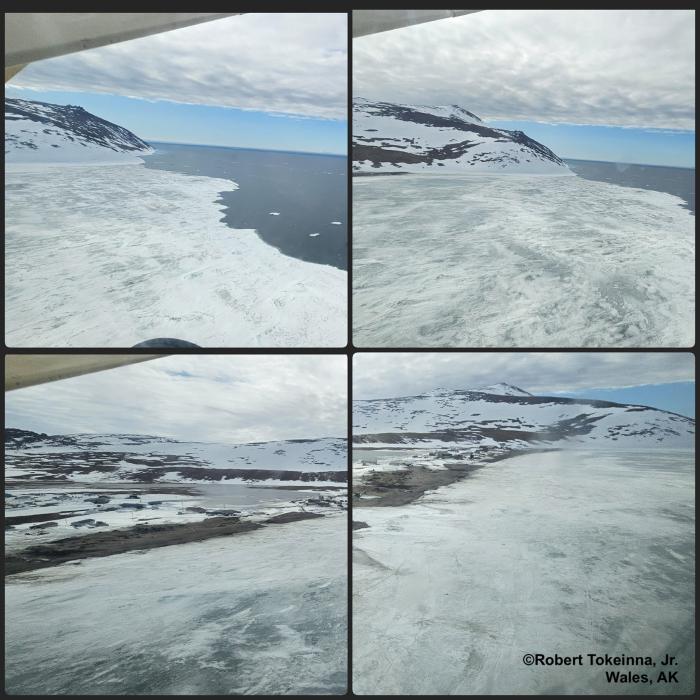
[354,10,695,130]
[10,13,347,120]
[353,352,694,400]
[5,356,347,443]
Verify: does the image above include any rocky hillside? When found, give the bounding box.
[5,97,154,164]
[354,385,694,449]
[5,429,347,483]
[353,98,571,175]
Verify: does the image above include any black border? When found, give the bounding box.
[3,6,698,698]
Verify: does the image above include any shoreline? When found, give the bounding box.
[5,478,347,576]
[5,511,326,576]
[353,446,559,510]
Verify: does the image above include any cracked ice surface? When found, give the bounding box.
[5,163,346,347]
[353,175,694,347]
[353,449,695,694]
[5,514,347,694]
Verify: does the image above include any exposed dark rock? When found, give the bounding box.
[5,517,263,575]
[86,495,110,505]
[264,512,325,524]
[71,519,97,528]
[29,521,59,530]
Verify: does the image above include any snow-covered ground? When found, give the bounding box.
[353,449,695,694]
[353,174,694,347]
[354,388,694,450]
[5,488,198,554]
[7,433,347,469]
[6,98,153,165]
[353,99,571,174]
[5,431,347,483]
[5,162,346,347]
[353,447,480,476]
[6,514,347,694]
[5,117,151,164]
[6,429,348,555]
[5,483,346,555]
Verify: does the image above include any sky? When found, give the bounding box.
[353,353,695,417]
[489,120,694,168]
[551,383,695,419]
[7,13,348,154]
[354,10,695,167]
[5,356,347,443]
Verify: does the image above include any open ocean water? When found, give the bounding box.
[145,142,348,269]
[565,159,695,215]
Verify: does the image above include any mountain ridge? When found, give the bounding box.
[353,98,571,175]
[5,97,153,164]
[353,386,694,449]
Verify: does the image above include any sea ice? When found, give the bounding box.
[353,449,695,694]
[353,174,694,347]
[6,514,347,694]
[5,163,346,346]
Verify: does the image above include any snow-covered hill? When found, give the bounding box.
[470,383,533,397]
[5,430,347,483]
[5,98,153,165]
[353,98,571,175]
[353,385,694,449]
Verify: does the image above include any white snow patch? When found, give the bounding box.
[5,115,153,166]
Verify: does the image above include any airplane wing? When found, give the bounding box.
[353,10,481,38]
[5,13,240,81]
[5,355,165,391]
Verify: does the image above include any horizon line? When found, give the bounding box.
[147,139,346,157]
[562,156,695,170]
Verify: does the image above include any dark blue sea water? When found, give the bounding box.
[144,142,347,269]
[565,159,695,215]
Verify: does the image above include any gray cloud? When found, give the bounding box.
[11,13,347,120]
[353,353,694,399]
[5,355,347,443]
[354,10,695,130]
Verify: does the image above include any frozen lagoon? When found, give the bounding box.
[6,513,347,694]
[353,449,695,694]
[353,174,694,347]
